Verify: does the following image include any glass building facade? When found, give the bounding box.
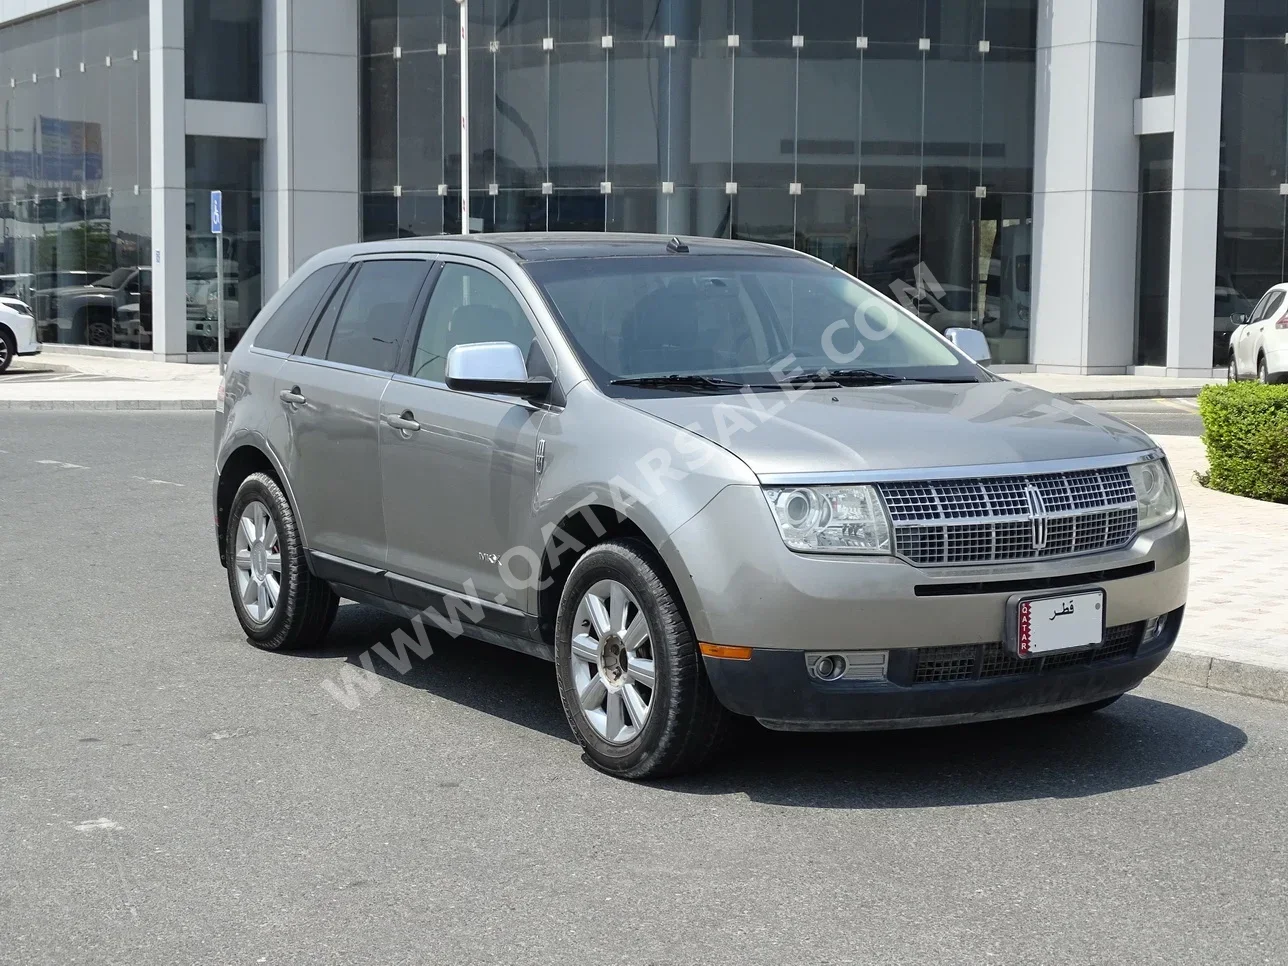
[1215,1,1288,365]
[0,0,151,349]
[359,0,1039,363]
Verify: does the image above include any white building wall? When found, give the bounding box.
[1031,0,1144,374]
[148,0,186,360]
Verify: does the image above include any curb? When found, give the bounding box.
[1155,650,1288,705]
[1055,388,1207,401]
[0,399,216,411]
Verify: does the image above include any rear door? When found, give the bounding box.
[276,256,431,571]
[1238,289,1283,373]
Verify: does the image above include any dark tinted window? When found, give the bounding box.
[1259,290,1286,322]
[315,260,428,371]
[185,0,262,102]
[255,264,343,354]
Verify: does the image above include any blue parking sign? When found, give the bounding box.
[210,190,223,235]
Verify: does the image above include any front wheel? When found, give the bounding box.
[1228,351,1239,383]
[554,540,734,779]
[226,472,338,650]
[0,329,14,374]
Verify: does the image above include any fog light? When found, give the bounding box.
[813,654,846,681]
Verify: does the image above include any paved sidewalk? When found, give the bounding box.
[1153,433,1288,703]
[0,352,1223,408]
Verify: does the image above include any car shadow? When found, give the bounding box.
[290,605,1248,806]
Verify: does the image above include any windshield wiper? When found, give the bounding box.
[610,374,749,392]
[780,368,981,387]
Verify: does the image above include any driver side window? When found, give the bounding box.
[410,264,539,384]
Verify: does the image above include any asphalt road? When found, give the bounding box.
[1087,397,1204,437]
[2,412,1283,966]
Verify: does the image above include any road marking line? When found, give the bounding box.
[1160,398,1199,411]
[35,459,87,469]
[133,476,185,487]
[73,817,121,833]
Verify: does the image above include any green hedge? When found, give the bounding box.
[1199,382,1288,503]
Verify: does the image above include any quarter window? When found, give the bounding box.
[254,264,343,354]
[308,260,428,371]
[410,265,538,383]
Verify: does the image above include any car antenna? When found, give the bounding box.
[666,236,689,254]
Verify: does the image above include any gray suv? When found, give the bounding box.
[214,234,1188,779]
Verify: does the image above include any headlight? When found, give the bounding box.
[1128,459,1178,531]
[762,485,892,554]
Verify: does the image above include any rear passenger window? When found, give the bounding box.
[254,264,343,354]
[306,260,428,372]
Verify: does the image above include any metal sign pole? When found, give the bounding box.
[216,233,225,373]
[211,190,224,372]
[458,0,469,235]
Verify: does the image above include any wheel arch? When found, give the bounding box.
[215,440,306,566]
[536,503,700,647]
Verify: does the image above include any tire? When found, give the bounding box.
[1055,693,1124,716]
[554,539,734,779]
[87,318,112,347]
[0,328,14,374]
[1228,351,1238,383]
[225,472,338,651]
[1259,355,1271,384]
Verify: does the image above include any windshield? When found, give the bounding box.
[92,268,134,289]
[525,255,980,393]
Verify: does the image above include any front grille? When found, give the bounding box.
[911,622,1143,684]
[878,466,1139,566]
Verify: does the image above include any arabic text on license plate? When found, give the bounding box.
[1016,591,1104,657]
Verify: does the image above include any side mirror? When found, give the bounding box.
[445,341,551,399]
[1231,313,1247,327]
[946,326,992,364]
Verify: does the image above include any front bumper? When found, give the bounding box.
[704,608,1183,730]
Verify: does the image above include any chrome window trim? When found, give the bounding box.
[756,449,1164,486]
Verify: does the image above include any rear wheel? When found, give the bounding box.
[226,472,338,650]
[1259,355,1272,384]
[0,328,14,374]
[554,539,734,779]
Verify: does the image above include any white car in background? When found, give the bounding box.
[1229,283,1288,383]
[0,297,42,373]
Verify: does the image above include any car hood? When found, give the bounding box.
[621,379,1157,477]
[39,285,115,298]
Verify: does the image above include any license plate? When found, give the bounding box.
[1009,590,1105,658]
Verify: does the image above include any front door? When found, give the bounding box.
[277,256,431,570]
[379,260,554,614]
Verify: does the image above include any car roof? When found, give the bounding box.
[318,232,805,264]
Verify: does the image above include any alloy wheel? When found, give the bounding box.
[569,579,656,744]
[1260,358,1270,384]
[233,500,282,624]
[0,339,9,370]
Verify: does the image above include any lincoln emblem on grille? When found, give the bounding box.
[1024,484,1049,551]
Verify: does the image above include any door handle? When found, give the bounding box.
[384,411,421,435]
[279,387,306,406]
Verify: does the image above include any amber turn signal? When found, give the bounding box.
[698,642,753,660]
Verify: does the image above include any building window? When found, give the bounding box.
[357,0,1039,362]
[185,0,262,102]
[1136,134,1173,367]
[1141,0,1177,97]
[1216,6,1288,367]
[185,137,263,353]
[0,0,152,349]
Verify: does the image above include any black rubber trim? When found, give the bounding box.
[307,550,392,599]
[914,562,1155,597]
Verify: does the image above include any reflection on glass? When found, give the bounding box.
[356,0,1038,364]
[0,0,151,349]
[186,137,264,353]
[185,0,263,102]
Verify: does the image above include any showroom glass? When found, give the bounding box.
[1216,11,1288,366]
[1136,134,1173,367]
[185,0,262,102]
[186,136,264,353]
[0,0,151,349]
[526,255,974,390]
[1141,0,1177,97]
[411,264,538,383]
[357,1,1037,362]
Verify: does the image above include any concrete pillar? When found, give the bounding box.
[1030,0,1143,373]
[264,0,361,294]
[1166,0,1224,376]
[148,0,187,360]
